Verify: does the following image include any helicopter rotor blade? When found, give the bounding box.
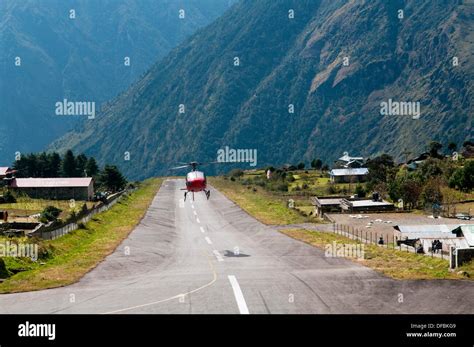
[170,165,190,170]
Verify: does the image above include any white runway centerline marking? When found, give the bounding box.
[228,275,249,314]
[193,210,197,216]
[196,217,201,223]
[212,250,224,262]
[205,237,213,245]
[200,226,205,233]
[191,204,195,209]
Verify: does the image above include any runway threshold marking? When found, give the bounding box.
[193,210,197,216]
[200,227,205,233]
[196,217,201,223]
[205,237,213,245]
[213,250,224,262]
[228,275,249,314]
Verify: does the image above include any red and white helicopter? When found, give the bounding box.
[171,161,218,201]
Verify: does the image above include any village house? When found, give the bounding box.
[333,152,365,169]
[329,168,369,183]
[312,195,395,217]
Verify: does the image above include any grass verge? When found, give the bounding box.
[209,177,308,225]
[281,228,473,280]
[0,178,162,293]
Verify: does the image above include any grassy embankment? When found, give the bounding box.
[209,176,308,225]
[0,178,162,293]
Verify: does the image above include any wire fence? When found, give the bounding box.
[332,223,447,259]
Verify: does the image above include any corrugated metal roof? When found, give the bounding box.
[11,178,93,188]
[0,167,11,176]
[396,225,457,234]
[459,225,474,247]
[330,168,369,176]
[338,154,364,162]
[349,200,392,207]
[317,198,343,205]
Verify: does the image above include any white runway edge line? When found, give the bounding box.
[200,227,205,233]
[205,237,213,245]
[213,250,224,262]
[227,275,249,314]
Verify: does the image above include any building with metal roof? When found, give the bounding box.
[452,225,474,247]
[9,177,94,200]
[329,168,369,183]
[333,152,365,169]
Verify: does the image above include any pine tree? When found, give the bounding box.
[98,165,127,192]
[76,154,88,177]
[85,157,99,177]
[61,150,77,177]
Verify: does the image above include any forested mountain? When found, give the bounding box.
[50,0,473,180]
[0,0,235,162]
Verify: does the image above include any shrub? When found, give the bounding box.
[276,182,289,192]
[354,184,366,198]
[229,169,244,178]
[40,206,62,223]
[1,191,16,203]
[0,258,11,278]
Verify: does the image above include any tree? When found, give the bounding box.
[61,150,77,177]
[311,159,322,170]
[85,157,99,177]
[76,154,88,177]
[421,178,443,206]
[449,161,474,191]
[418,158,443,181]
[464,161,474,190]
[429,141,443,159]
[49,152,62,177]
[99,165,127,192]
[399,179,422,210]
[37,152,49,177]
[448,142,457,153]
[321,164,329,172]
[366,154,395,187]
[297,162,305,170]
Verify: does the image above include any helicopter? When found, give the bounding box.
[171,161,218,201]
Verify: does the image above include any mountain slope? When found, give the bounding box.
[0,0,235,162]
[50,0,474,180]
